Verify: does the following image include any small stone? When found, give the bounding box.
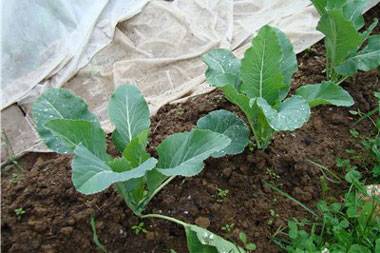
[241,220,249,229]
[28,219,48,232]
[41,244,56,253]
[194,216,210,228]
[293,187,313,202]
[73,211,89,222]
[239,164,249,174]
[33,157,45,168]
[146,231,156,240]
[205,183,217,194]
[60,226,73,236]
[210,203,221,212]
[34,207,48,216]
[67,218,75,226]
[128,216,139,225]
[222,167,232,178]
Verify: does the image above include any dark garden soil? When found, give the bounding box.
[2,4,380,253]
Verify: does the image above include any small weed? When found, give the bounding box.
[267,209,280,225]
[277,160,380,252]
[174,107,185,117]
[216,188,229,202]
[248,141,255,152]
[221,223,235,233]
[90,215,107,252]
[14,208,26,220]
[10,173,22,184]
[131,222,147,235]
[349,128,359,138]
[266,167,280,181]
[239,232,256,252]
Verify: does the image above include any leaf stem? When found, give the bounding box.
[137,176,176,212]
[140,213,187,227]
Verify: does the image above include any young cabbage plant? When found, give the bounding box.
[202,25,354,149]
[312,0,380,83]
[32,85,249,252]
[32,85,248,214]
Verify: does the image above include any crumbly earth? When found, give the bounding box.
[2,5,379,253]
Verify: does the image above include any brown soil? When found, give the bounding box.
[2,4,380,253]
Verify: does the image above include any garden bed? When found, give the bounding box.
[2,4,380,253]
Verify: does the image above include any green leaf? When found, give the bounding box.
[240,25,286,104]
[156,129,231,176]
[342,0,366,29]
[295,82,354,107]
[336,35,380,76]
[348,244,371,253]
[202,49,241,88]
[256,96,310,131]
[197,110,249,157]
[72,144,157,194]
[185,224,244,253]
[45,119,108,161]
[222,85,274,149]
[108,85,150,150]
[32,88,100,154]
[375,239,380,253]
[273,27,298,99]
[122,130,150,167]
[317,9,364,68]
[239,232,247,244]
[222,86,252,120]
[288,221,299,239]
[246,243,257,251]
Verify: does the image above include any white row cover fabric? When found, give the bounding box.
[1,0,379,162]
[1,0,148,109]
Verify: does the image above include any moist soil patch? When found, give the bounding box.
[2,5,380,253]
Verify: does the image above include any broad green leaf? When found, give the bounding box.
[317,9,364,68]
[45,119,108,160]
[240,25,286,104]
[156,129,231,176]
[116,132,151,212]
[273,27,298,99]
[32,88,99,154]
[202,49,241,88]
[185,224,244,253]
[256,96,310,131]
[295,82,354,107]
[375,239,380,253]
[336,35,380,76]
[108,84,150,150]
[222,86,252,119]
[197,110,249,157]
[72,144,157,194]
[311,0,328,15]
[222,85,274,149]
[342,0,366,29]
[348,244,371,253]
[122,130,150,167]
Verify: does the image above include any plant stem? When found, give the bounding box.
[140,213,187,227]
[136,176,176,211]
[336,76,348,85]
[264,182,319,217]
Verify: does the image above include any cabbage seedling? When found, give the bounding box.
[202,25,354,149]
[312,0,380,83]
[32,85,249,252]
[32,85,239,213]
